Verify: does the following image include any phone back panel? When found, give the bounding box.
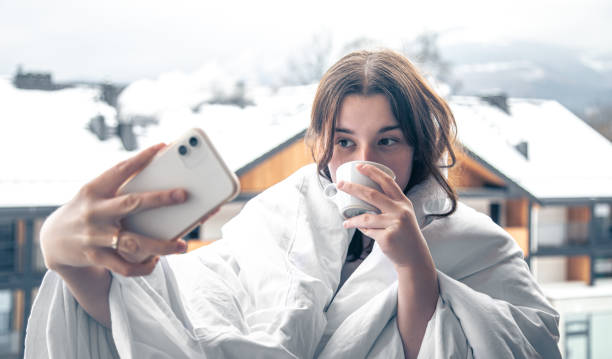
[118,128,240,240]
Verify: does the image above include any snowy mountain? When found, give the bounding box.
[441,41,612,116]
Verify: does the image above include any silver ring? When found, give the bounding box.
[111,228,121,250]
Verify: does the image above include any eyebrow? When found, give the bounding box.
[335,125,401,134]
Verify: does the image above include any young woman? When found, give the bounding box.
[307,50,456,357]
[27,50,561,358]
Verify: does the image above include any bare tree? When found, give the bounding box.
[584,105,612,141]
[283,33,333,86]
[281,31,459,94]
[338,37,382,56]
[401,31,461,95]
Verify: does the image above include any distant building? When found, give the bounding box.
[100,83,126,108]
[1,84,610,357]
[444,95,612,288]
[12,66,70,91]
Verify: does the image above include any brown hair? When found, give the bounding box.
[306,50,458,259]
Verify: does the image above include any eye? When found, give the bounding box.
[378,138,399,146]
[337,138,355,148]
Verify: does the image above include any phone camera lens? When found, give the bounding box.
[189,136,199,147]
[178,145,188,156]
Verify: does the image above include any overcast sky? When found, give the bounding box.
[1,0,611,83]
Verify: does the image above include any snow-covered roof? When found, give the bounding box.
[0,77,314,208]
[2,72,610,209]
[450,96,612,202]
[130,83,315,173]
[0,78,123,207]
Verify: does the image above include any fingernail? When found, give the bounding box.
[172,189,186,202]
[337,181,345,188]
[177,240,187,253]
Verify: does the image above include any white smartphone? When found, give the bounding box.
[117,128,240,241]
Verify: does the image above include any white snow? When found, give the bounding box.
[118,63,241,118]
[580,55,612,72]
[0,79,126,206]
[454,61,535,74]
[0,77,314,207]
[450,96,612,201]
[454,61,546,82]
[1,72,610,208]
[122,81,316,172]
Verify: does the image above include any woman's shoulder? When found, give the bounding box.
[425,201,525,279]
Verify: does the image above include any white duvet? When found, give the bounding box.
[25,164,561,358]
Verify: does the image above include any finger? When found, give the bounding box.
[356,163,404,201]
[343,212,396,230]
[337,180,396,213]
[86,248,160,277]
[356,227,386,239]
[115,230,187,260]
[97,188,188,218]
[86,143,166,197]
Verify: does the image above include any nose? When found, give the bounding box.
[356,144,378,163]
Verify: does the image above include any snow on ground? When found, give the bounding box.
[0,79,127,206]
[0,77,315,207]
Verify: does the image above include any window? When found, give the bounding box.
[0,221,15,273]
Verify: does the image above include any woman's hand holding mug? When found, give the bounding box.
[334,162,430,271]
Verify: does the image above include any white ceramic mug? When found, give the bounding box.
[324,160,396,219]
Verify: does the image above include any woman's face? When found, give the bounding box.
[328,94,414,191]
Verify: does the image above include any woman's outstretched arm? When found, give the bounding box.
[39,143,199,328]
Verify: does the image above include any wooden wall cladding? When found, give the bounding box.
[239,139,313,193]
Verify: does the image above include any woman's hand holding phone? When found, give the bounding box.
[37,128,235,328]
[40,143,216,276]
